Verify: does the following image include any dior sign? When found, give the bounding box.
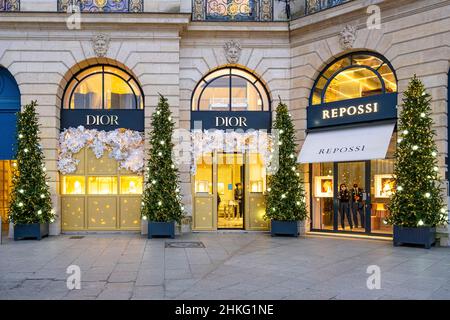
[191,111,271,131]
[215,116,248,127]
[61,109,144,132]
[307,93,397,129]
[86,115,119,126]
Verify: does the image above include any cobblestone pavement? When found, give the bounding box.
[1,232,450,300]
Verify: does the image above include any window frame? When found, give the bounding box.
[310,52,398,105]
[63,65,144,110]
[191,67,271,112]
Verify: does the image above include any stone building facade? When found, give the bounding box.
[0,0,449,244]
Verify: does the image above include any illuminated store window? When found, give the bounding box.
[195,154,213,194]
[311,163,334,230]
[370,133,396,234]
[192,67,270,111]
[63,65,143,110]
[249,153,266,193]
[61,176,85,195]
[88,177,118,195]
[311,53,397,105]
[120,176,143,194]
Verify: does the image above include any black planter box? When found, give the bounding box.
[148,221,175,239]
[271,220,298,237]
[14,223,49,241]
[393,225,436,249]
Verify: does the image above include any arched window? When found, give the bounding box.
[191,67,270,111]
[311,52,397,105]
[63,65,143,110]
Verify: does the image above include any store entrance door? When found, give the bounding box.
[217,153,244,229]
[193,152,268,231]
[334,161,370,233]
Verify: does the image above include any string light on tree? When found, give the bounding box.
[386,76,447,228]
[265,100,307,224]
[141,94,184,225]
[8,101,55,227]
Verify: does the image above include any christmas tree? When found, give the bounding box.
[387,76,447,227]
[265,100,307,221]
[9,101,55,225]
[141,95,184,223]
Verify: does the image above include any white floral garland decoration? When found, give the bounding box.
[58,126,145,174]
[190,129,275,175]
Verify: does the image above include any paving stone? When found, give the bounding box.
[1,233,450,299]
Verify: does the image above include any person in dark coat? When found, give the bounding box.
[351,183,365,228]
[234,183,243,218]
[338,183,353,230]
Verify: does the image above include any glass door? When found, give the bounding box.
[335,161,369,232]
[217,153,244,229]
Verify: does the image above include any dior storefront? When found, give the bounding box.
[0,0,449,244]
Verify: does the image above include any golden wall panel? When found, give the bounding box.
[193,196,214,230]
[86,149,117,175]
[72,149,85,175]
[247,194,268,230]
[61,196,85,230]
[87,196,117,229]
[119,196,141,230]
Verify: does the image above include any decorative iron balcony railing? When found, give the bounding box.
[192,0,353,21]
[304,0,351,16]
[0,0,19,11]
[193,0,273,21]
[57,0,144,13]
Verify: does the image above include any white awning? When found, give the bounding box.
[297,122,395,163]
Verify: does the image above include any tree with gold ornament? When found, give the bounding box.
[387,76,447,228]
[9,101,55,225]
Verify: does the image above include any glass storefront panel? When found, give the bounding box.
[370,159,394,234]
[104,74,136,109]
[199,76,230,111]
[231,76,261,111]
[352,54,383,69]
[217,153,244,229]
[195,154,213,194]
[61,176,86,195]
[247,153,268,230]
[249,153,266,193]
[311,163,334,230]
[120,176,143,194]
[325,67,382,103]
[337,162,366,232]
[0,160,14,232]
[312,76,327,105]
[87,176,118,195]
[72,74,103,109]
[377,64,397,93]
[193,153,214,230]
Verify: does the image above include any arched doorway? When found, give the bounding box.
[0,67,20,232]
[59,64,145,231]
[299,52,398,236]
[190,67,272,231]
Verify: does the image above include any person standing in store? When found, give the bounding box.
[351,183,365,229]
[234,183,243,218]
[338,183,353,230]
